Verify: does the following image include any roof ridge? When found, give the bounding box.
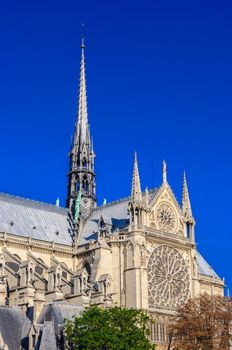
[94,187,159,212]
[0,187,159,214]
[94,195,130,211]
[0,192,67,212]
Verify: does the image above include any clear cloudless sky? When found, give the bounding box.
[0,0,231,290]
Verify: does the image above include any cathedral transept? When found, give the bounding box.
[0,37,224,349]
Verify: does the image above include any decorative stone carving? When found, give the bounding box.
[0,256,6,306]
[98,274,112,300]
[155,202,177,233]
[19,260,35,287]
[48,264,62,292]
[148,245,190,309]
[98,215,112,239]
[0,256,5,278]
[81,198,93,220]
[74,267,90,295]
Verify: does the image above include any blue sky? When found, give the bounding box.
[0,0,232,290]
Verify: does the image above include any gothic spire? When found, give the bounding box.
[182,172,193,220]
[131,152,142,202]
[76,33,89,146]
[162,160,167,183]
[66,35,96,220]
[129,153,148,228]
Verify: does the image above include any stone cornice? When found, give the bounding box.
[0,231,74,257]
[199,273,224,286]
[145,228,194,248]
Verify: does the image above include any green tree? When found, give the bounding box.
[65,306,156,350]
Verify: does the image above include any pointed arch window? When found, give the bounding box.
[151,321,168,343]
[82,176,89,193]
[76,182,80,192]
[186,222,190,238]
[82,158,87,168]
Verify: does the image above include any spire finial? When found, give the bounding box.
[91,137,94,152]
[182,171,193,220]
[162,160,167,183]
[76,27,88,145]
[81,23,85,49]
[145,186,149,205]
[131,152,142,201]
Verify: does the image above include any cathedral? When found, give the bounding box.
[0,37,224,350]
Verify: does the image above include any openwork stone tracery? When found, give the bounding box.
[148,245,190,309]
[156,202,177,233]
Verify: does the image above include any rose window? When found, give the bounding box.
[156,202,177,233]
[148,245,190,309]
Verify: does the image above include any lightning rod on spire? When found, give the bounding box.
[163,160,167,183]
[81,23,85,49]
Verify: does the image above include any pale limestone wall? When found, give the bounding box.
[0,181,224,315]
[199,279,224,296]
[0,182,225,350]
[91,245,112,281]
[0,246,73,269]
[0,227,224,311]
[110,244,121,305]
[214,285,224,296]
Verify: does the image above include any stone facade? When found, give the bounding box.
[0,38,224,349]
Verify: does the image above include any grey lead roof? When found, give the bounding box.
[196,251,220,278]
[81,197,130,242]
[0,193,74,245]
[39,321,57,350]
[81,189,159,242]
[0,306,31,350]
[37,302,84,333]
[0,192,220,279]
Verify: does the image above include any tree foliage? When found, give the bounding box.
[64,305,155,350]
[168,294,232,350]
